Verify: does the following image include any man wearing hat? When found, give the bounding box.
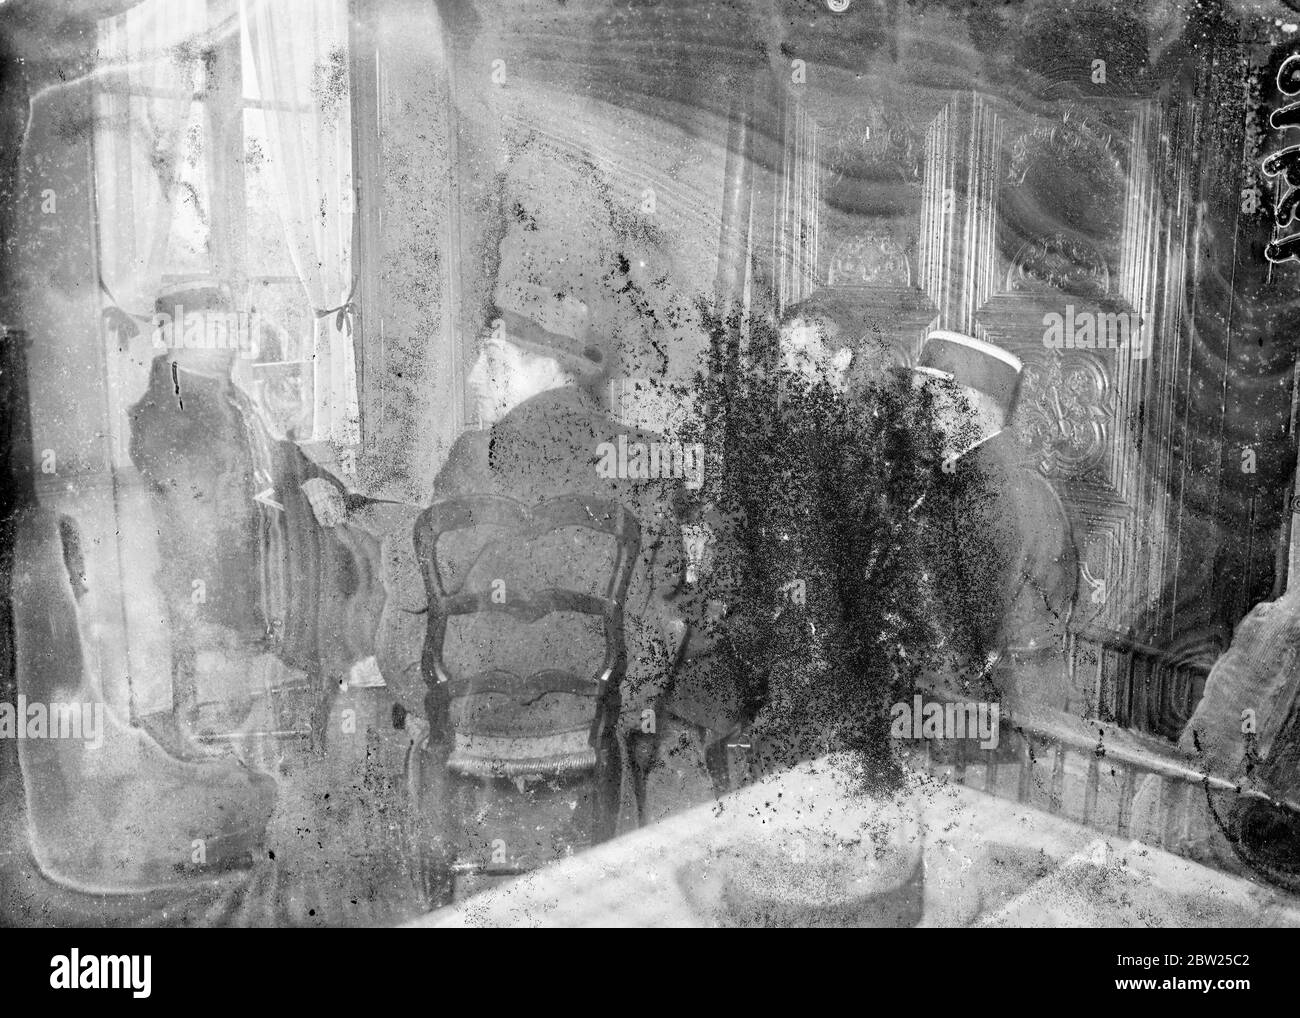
[401,222,698,900]
[132,279,273,730]
[129,279,396,742]
[119,278,429,915]
[909,330,1079,711]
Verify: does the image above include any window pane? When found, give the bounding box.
[234,279,316,442]
[240,0,260,102]
[162,100,214,276]
[242,107,298,277]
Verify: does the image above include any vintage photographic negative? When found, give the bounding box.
[3,0,1300,933]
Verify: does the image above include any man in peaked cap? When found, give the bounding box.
[116,277,427,916]
[909,330,1079,714]
[7,275,399,905]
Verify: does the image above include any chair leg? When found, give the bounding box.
[403,731,457,908]
[705,734,735,796]
[627,729,658,820]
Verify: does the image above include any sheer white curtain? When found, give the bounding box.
[241,0,359,447]
[92,0,217,719]
[94,0,209,317]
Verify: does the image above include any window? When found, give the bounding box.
[93,0,359,457]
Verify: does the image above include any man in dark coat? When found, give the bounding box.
[909,331,1079,712]
[114,279,422,917]
[10,277,422,912]
[127,281,393,750]
[405,279,693,902]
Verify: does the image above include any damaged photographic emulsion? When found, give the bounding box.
[2,0,1300,954]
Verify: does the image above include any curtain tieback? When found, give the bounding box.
[98,278,152,342]
[314,278,359,336]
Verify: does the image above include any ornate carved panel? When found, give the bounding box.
[825,234,911,288]
[1005,234,1111,298]
[1016,348,1115,485]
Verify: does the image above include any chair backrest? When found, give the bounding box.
[414,493,641,779]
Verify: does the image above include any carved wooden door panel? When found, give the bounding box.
[973,95,1197,734]
[770,51,1299,740]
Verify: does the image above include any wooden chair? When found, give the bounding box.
[407,493,644,898]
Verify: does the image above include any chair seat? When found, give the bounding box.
[446,729,598,779]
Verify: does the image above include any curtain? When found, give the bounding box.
[92,0,216,720]
[95,0,229,460]
[242,0,359,447]
[94,0,209,317]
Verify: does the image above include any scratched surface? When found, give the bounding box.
[3,0,1300,929]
